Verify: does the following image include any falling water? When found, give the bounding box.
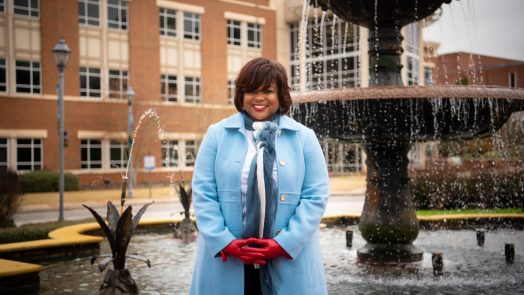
[125,108,165,179]
[298,0,312,91]
[373,0,380,86]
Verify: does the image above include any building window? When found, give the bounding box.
[161,140,178,167]
[322,140,361,175]
[161,74,177,102]
[159,7,176,37]
[16,138,42,171]
[80,67,101,97]
[0,0,5,13]
[406,23,419,55]
[185,140,199,167]
[13,0,39,17]
[247,23,262,49]
[227,20,241,46]
[184,76,200,103]
[424,66,433,85]
[110,140,128,168]
[79,0,100,26]
[227,80,235,105]
[407,56,419,86]
[15,60,41,94]
[0,138,7,170]
[183,12,200,40]
[107,0,127,30]
[509,72,517,88]
[108,69,128,99]
[406,23,420,86]
[290,18,359,90]
[0,59,6,92]
[81,139,102,169]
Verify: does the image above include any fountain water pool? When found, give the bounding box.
[38,226,523,294]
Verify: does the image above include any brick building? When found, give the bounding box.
[430,51,524,87]
[1,0,431,187]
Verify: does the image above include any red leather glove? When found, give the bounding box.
[220,239,267,265]
[242,238,292,260]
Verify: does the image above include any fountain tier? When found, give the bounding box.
[292,0,524,263]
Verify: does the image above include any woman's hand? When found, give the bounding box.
[221,239,267,265]
[241,238,292,260]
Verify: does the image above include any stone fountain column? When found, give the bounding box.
[358,139,422,262]
[359,19,423,263]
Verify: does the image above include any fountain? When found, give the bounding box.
[292,0,524,263]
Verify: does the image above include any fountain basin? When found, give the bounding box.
[314,0,452,28]
[292,86,524,142]
[36,226,523,294]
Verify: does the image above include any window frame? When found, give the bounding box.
[161,74,177,102]
[81,139,102,169]
[159,7,177,37]
[80,67,101,98]
[16,138,42,171]
[184,140,199,167]
[0,58,6,92]
[161,139,179,167]
[109,140,128,169]
[183,12,200,40]
[227,79,235,105]
[107,0,128,30]
[13,0,39,18]
[227,19,241,46]
[509,72,517,88]
[78,0,100,27]
[0,138,8,170]
[0,0,5,13]
[247,22,262,49]
[108,69,128,99]
[184,76,201,104]
[15,60,41,94]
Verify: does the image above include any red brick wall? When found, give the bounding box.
[432,52,524,88]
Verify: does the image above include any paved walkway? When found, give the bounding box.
[14,175,367,225]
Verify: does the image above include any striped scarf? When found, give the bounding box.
[241,113,279,240]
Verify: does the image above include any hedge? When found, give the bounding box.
[20,171,80,193]
[410,168,524,210]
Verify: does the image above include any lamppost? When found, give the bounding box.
[126,86,135,198]
[53,38,70,222]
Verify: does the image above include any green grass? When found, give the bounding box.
[2,208,523,244]
[416,208,523,216]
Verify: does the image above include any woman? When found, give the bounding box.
[190,57,329,295]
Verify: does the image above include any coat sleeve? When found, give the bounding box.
[274,128,329,259]
[192,124,236,257]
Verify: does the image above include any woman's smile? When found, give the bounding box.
[243,82,280,121]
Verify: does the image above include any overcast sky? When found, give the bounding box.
[423,0,524,61]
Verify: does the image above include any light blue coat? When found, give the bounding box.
[190,113,329,295]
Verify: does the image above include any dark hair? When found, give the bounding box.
[234,57,292,114]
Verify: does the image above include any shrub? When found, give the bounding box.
[411,168,524,210]
[20,171,80,193]
[0,169,22,228]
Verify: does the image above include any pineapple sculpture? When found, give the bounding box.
[171,179,197,243]
[84,178,152,295]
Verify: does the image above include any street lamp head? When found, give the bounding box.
[53,38,71,69]
[126,86,135,105]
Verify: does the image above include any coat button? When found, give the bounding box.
[279,160,285,166]
[280,194,286,201]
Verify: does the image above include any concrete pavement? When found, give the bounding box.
[13,175,367,226]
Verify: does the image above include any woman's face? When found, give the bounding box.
[243,82,280,121]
